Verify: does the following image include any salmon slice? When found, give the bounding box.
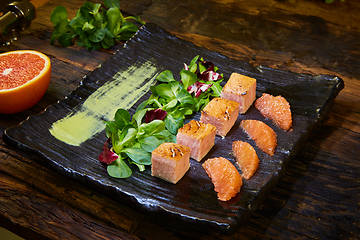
[200,97,240,137]
[221,73,256,114]
[151,143,190,184]
[240,120,277,156]
[232,141,259,179]
[176,120,216,162]
[202,157,242,201]
[254,93,292,131]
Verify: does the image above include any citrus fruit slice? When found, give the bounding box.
[240,119,277,156]
[202,157,242,201]
[254,93,292,131]
[0,50,51,114]
[232,140,259,180]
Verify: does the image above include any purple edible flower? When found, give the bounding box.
[98,139,118,165]
[198,70,222,81]
[144,109,167,123]
[192,59,222,81]
[187,81,213,97]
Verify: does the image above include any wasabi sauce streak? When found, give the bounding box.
[49,61,158,146]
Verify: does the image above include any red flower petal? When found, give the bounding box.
[187,84,197,94]
[144,109,167,123]
[199,70,222,81]
[99,139,118,165]
[187,81,213,98]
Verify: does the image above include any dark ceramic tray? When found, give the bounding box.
[3,23,344,232]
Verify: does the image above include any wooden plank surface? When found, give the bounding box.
[1,0,359,239]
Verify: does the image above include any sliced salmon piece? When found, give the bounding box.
[202,157,242,201]
[240,120,277,156]
[232,141,259,179]
[221,73,256,114]
[254,93,292,131]
[176,120,216,162]
[200,97,240,137]
[151,143,190,184]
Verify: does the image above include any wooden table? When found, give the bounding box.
[1,0,359,239]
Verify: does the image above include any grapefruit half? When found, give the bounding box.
[0,50,51,114]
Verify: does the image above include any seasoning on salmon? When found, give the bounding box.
[200,97,240,137]
[202,157,242,201]
[176,120,216,162]
[240,120,277,156]
[232,141,259,180]
[151,143,190,184]
[221,73,256,114]
[254,93,292,131]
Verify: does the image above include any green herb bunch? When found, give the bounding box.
[138,55,223,135]
[50,0,144,50]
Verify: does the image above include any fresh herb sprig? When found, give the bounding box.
[99,56,223,178]
[50,0,144,50]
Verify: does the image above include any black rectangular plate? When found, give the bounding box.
[3,24,344,232]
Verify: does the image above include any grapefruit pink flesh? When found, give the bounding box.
[240,120,277,156]
[0,53,45,90]
[255,93,292,131]
[202,157,242,201]
[232,141,259,180]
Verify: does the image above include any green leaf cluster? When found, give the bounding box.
[105,109,175,178]
[138,55,223,134]
[50,0,145,50]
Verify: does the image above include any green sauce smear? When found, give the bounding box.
[49,61,158,146]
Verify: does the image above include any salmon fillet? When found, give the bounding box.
[232,141,259,179]
[176,120,216,161]
[151,143,190,184]
[240,120,277,156]
[200,97,240,137]
[254,93,292,131]
[202,157,242,201]
[221,73,256,114]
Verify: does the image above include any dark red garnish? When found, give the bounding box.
[144,108,167,123]
[198,70,222,81]
[200,59,214,72]
[187,81,213,97]
[99,139,118,165]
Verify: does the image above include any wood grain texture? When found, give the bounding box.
[0,173,140,240]
[0,0,359,239]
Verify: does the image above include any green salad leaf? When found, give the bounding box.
[50,0,144,50]
[107,157,132,178]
